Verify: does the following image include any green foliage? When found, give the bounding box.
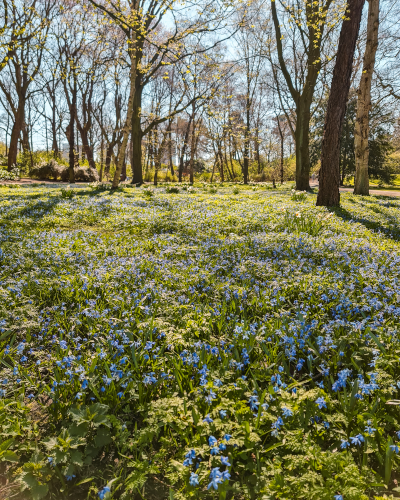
[60,186,74,198]
[290,190,307,201]
[0,165,20,181]
[309,92,397,185]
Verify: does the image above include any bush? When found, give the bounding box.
[60,166,99,183]
[164,170,178,182]
[31,159,65,181]
[0,165,20,181]
[166,185,180,194]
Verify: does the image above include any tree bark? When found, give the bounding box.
[354,0,379,195]
[295,99,312,190]
[178,116,192,182]
[317,0,366,207]
[130,86,143,185]
[7,102,25,169]
[277,116,284,184]
[189,103,196,184]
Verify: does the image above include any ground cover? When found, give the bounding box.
[1,184,400,500]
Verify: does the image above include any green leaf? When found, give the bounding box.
[94,428,112,448]
[0,438,14,453]
[31,484,49,500]
[76,476,95,486]
[70,450,83,466]
[3,450,19,462]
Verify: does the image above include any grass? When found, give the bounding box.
[1,184,400,499]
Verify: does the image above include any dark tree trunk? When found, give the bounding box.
[277,116,284,184]
[8,102,25,170]
[168,122,174,176]
[317,0,366,207]
[131,86,143,185]
[78,127,97,171]
[100,134,104,182]
[104,142,114,180]
[295,98,312,190]
[179,116,192,183]
[243,104,250,184]
[67,84,77,183]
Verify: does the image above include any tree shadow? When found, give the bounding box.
[332,199,400,241]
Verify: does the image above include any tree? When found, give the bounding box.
[0,0,54,170]
[353,0,380,195]
[317,0,366,207]
[86,0,236,188]
[270,0,339,191]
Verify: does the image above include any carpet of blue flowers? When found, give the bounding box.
[1,183,400,500]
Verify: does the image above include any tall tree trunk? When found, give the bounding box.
[189,103,196,184]
[317,0,366,207]
[100,134,104,182]
[104,142,114,180]
[67,85,76,183]
[295,98,312,190]
[243,102,250,184]
[179,116,192,182]
[218,144,224,182]
[354,0,379,195]
[8,101,25,170]
[130,86,143,185]
[277,116,284,184]
[168,121,174,176]
[51,94,59,158]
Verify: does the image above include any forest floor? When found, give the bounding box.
[1,184,400,500]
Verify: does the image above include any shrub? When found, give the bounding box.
[164,170,178,182]
[233,187,240,194]
[0,165,20,181]
[166,185,180,194]
[31,160,65,181]
[60,166,99,183]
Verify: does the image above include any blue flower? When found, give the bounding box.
[203,414,213,424]
[315,397,327,409]
[221,470,231,482]
[340,440,350,449]
[207,467,222,490]
[223,434,232,442]
[189,472,199,487]
[390,445,399,454]
[208,436,217,447]
[183,449,196,466]
[350,434,364,446]
[282,407,293,418]
[364,425,376,436]
[334,495,343,500]
[98,486,110,499]
[220,456,231,466]
[219,410,227,418]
